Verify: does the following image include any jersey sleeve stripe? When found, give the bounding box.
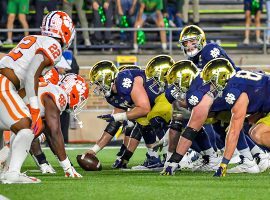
[36,48,54,66]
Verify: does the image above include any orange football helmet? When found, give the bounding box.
[59,73,89,115]
[41,11,75,49]
[39,67,60,85]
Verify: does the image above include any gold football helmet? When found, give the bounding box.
[118,65,141,72]
[145,55,175,92]
[89,60,119,97]
[202,58,235,97]
[179,25,206,58]
[167,60,199,96]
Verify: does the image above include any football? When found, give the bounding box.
[76,153,102,171]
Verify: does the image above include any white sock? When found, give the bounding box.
[3,133,16,172]
[239,148,253,160]
[147,148,159,158]
[8,129,34,173]
[133,43,138,50]
[0,145,10,163]
[251,145,265,156]
[162,43,167,50]
[202,148,216,156]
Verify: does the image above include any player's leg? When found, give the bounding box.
[0,76,40,183]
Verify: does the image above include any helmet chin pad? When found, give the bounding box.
[186,48,199,58]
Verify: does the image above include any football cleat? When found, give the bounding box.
[112,158,127,169]
[193,154,221,172]
[254,152,269,172]
[40,163,56,174]
[2,171,41,184]
[227,155,260,173]
[131,153,163,171]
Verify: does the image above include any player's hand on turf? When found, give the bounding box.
[84,150,96,155]
[213,164,227,177]
[30,107,43,136]
[160,162,179,176]
[64,166,82,178]
[97,114,115,122]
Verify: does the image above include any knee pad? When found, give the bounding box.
[104,121,122,137]
[142,125,156,145]
[168,120,183,132]
[181,127,198,141]
[149,117,168,140]
[124,126,133,137]
[129,123,143,141]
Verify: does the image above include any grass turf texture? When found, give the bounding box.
[1,147,270,200]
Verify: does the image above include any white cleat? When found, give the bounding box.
[2,171,41,184]
[40,163,56,174]
[180,149,200,170]
[227,156,260,173]
[193,154,221,172]
[254,152,269,172]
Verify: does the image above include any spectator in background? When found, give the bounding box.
[35,0,58,29]
[63,0,91,46]
[4,0,30,45]
[183,0,200,25]
[163,0,184,28]
[0,0,8,28]
[92,0,113,45]
[117,0,138,44]
[132,0,167,53]
[243,0,263,45]
[266,0,270,43]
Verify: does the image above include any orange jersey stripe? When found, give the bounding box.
[5,79,27,118]
[0,76,19,121]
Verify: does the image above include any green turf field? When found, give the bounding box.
[1,147,270,200]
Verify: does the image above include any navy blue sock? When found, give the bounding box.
[203,124,218,151]
[236,130,249,151]
[195,128,213,151]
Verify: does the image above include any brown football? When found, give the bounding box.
[76,153,102,171]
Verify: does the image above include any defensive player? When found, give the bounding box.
[0,10,75,183]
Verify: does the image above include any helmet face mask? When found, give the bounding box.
[202,58,236,99]
[89,61,119,97]
[179,25,206,58]
[167,60,199,100]
[59,73,89,114]
[145,55,175,93]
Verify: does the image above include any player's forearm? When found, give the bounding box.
[25,54,44,106]
[95,131,114,151]
[49,129,67,161]
[126,106,150,120]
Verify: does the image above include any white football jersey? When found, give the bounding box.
[38,83,68,117]
[0,35,62,89]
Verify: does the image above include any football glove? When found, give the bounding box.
[97,113,127,122]
[30,107,43,136]
[64,166,82,178]
[160,162,179,176]
[213,164,227,177]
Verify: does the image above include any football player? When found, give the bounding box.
[176,25,267,172]
[86,56,174,169]
[0,11,75,183]
[1,71,88,178]
[162,58,268,176]
[148,60,221,172]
